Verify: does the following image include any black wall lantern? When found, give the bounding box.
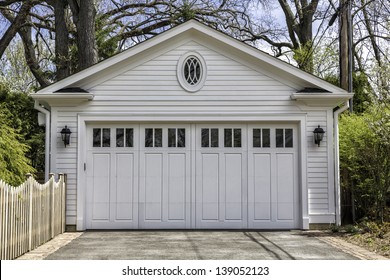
[60,125,72,147]
[313,125,325,147]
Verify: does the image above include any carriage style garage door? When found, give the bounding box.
[86,123,299,229]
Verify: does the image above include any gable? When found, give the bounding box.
[89,40,295,98]
[32,20,352,107]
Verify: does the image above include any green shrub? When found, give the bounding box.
[339,105,390,222]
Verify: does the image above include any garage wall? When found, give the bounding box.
[50,40,334,226]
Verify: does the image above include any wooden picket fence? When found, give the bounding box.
[0,173,66,260]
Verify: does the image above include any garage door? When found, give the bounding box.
[86,124,298,229]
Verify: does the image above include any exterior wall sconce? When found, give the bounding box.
[60,126,72,147]
[313,125,325,147]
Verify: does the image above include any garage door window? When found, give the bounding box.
[276,128,293,148]
[253,128,270,148]
[93,128,110,147]
[201,128,219,147]
[116,128,133,147]
[168,128,186,147]
[145,128,162,147]
[224,128,241,148]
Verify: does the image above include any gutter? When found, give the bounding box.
[34,101,51,181]
[333,101,349,225]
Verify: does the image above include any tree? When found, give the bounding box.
[0,82,45,172]
[244,0,325,73]
[0,0,253,86]
[0,104,35,186]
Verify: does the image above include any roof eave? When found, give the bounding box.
[31,92,94,106]
[291,92,353,107]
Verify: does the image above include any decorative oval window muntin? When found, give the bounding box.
[184,56,202,86]
[177,52,207,92]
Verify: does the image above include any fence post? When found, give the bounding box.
[49,173,55,239]
[59,173,66,233]
[26,173,33,252]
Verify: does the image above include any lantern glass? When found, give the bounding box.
[313,125,325,146]
[60,126,71,147]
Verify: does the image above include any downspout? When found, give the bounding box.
[333,101,349,225]
[34,101,51,181]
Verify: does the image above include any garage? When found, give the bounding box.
[86,123,298,229]
[32,20,352,231]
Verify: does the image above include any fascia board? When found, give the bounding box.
[31,92,94,106]
[291,92,353,107]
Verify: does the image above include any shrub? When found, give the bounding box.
[339,105,390,222]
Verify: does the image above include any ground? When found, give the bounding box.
[17,230,389,260]
[332,222,390,258]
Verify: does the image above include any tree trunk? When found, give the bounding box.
[76,0,98,70]
[19,18,50,87]
[53,0,70,81]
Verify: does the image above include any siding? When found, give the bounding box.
[306,110,332,215]
[53,110,78,224]
[91,41,294,97]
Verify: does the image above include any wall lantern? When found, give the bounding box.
[60,126,72,147]
[313,125,325,147]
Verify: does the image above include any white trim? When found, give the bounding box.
[33,93,94,107]
[298,116,309,229]
[309,214,336,224]
[327,109,335,215]
[333,101,350,226]
[177,51,207,92]
[291,93,353,107]
[75,112,308,230]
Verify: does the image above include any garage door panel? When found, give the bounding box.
[92,153,110,220]
[144,153,163,221]
[168,153,186,220]
[253,153,271,220]
[201,153,219,221]
[225,154,242,220]
[276,153,294,220]
[115,153,134,220]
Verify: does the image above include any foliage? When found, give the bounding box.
[0,40,37,93]
[339,105,390,222]
[0,105,35,186]
[0,83,45,173]
[324,72,373,114]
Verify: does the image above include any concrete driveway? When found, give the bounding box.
[42,231,358,260]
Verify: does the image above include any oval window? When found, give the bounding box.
[184,56,202,86]
[177,52,207,92]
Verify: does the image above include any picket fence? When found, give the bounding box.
[0,173,66,260]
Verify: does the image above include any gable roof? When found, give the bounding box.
[32,20,352,104]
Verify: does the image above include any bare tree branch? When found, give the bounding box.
[0,1,39,57]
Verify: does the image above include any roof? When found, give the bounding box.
[31,19,352,106]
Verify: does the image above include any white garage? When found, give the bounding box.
[31,20,353,230]
[86,124,298,229]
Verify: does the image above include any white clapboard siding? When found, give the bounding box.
[91,41,295,96]
[306,110,330,214]
[0,174,66,260]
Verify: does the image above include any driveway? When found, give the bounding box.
[39,231,359,260]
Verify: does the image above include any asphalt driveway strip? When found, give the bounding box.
[41,231,359,260]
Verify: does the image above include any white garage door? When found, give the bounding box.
[86,124,298,229]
